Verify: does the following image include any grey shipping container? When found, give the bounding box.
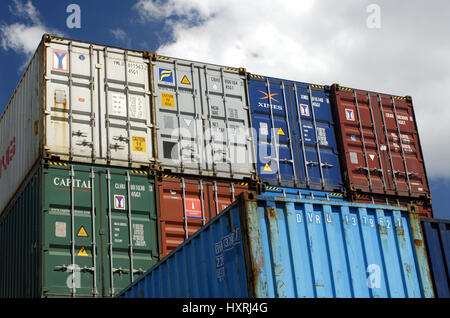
[118,192,434,298]
[0,34,155,214]
[0,160,159,298]
[151,54,256,181]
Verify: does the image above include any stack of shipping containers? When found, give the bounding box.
[0,34,447,298]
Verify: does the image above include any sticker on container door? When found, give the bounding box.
[132,136,146,152]
[77,246,89,257]
[52,50,69,72]
[263,162,273,172]
[114,195,126,210]
[129,95,145,119]
[259,122,268,136]
[180,75,191,85]
[112,94,126,116]
[277,127,285,136]
[77,226,88,237]
[300,104,310,116]
[349,152,358,164]
[161,93,175,108]
[185,198,202,218]
[159,69,173,83]
[345,109,355,121]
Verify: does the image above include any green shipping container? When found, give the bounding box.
[0,161,159,298]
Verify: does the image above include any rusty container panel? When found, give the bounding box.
[351,193,433,219]
[156,174,249,257]
[330,85,431,201]
[118,193,434,298]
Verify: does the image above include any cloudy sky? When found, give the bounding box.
[0,0,449,218]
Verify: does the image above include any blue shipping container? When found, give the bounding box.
[118,193,434,298]
[247,74,343,191]
[260,185,344,201]
[421,218,450,298]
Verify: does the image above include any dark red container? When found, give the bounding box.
[156,174,249,257]
[350,192,433,218]
[331,84,431,202]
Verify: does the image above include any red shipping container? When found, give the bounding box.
[331,84,431,200]
[350,192,433,219]
[156,174,249,257]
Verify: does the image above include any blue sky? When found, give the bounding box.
[0,0,449,219]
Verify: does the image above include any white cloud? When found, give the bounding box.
[110,28,127,42]
[136,0,450,179]
[0,0,63,59]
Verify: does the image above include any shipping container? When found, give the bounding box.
[156,174,249,257]
[151,55,256,180]
[351,193,433,219]
[0,34,155,214]
[118,192,434,298]
[247,74,343,191]
[0,161,159,298]
[330,84,431,201]
[421,218,450,298]
[259,185,344,201]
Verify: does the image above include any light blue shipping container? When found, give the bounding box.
[118,192,434,298]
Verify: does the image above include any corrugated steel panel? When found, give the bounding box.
[156,174,249,257]
[330,84,431,200]
[151,55,256,180]
[352,192,433,218]
[118,193,434,298]
[0,34,155,214]
[247,75,343,191]
[421,218,450,298]
[0,161,159,297]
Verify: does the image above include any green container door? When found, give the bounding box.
[43,163,158,297]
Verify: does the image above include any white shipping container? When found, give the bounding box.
[0,35,155,213]
[151,55,256,180]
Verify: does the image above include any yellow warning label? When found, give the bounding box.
[161,92,175,107]
[278,128,285,136]
[181,75,191,85]
[263,163,272,172]
[77,246,89,257]
[34,120,39,136]
[77,226,88,237]
[132,136,146,152]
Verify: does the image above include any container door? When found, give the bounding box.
[201,67,254,180]
[248,76,298,187]
[152,59,205,175]
[157,177,208,258]
[101,168,158,297]
[43,164,157,297]
[208,181,249,217]
[43,163,102,297]
[290,84,343,191]
[45,41,101,163]
[98,48,153,168]
[375,95,429,197]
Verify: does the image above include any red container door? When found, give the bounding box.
[157,175,248,258]
[331,85,431,200]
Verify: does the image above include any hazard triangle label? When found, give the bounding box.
[77,246,89,257]
[263,163,273,172]
[181,75,191,85]
[77,226,88,237]
[278,128,285,136]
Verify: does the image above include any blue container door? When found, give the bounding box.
[248,75,343,191]
[289,83,343,191]
[248,77,298,187]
